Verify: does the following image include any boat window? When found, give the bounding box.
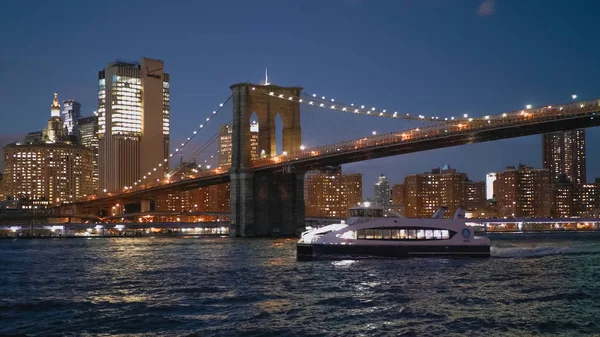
[408,230,416,239]
[400,229,407,239]
[357,229,366,239]
[425,230,433,239]
[351,228,454,240]
[383,229,391,239]
[373,229,383,239]
[442,230,450,239]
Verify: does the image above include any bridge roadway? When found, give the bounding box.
[70,97,600,208]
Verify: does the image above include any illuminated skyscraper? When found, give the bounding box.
[61,100,81,136]
[46,93,64,143]
[218,121,259,167]
[542,130,586,186]
[97,58,170,192]
[373,174,390,206]
[78,115,99,193]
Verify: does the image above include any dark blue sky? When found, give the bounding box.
[2,0,600,198]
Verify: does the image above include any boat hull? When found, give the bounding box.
[296,242,490,260]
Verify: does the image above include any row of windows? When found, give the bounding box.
[355,228,453,240]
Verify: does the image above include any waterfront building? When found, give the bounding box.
[1,94,94,205]
[373,174,390,206]
[304,166,362,218]
[2,142,93,205]
[542,130,586,186]
[403,164,467,218]
[494,164,551,218]
[61,100,81,136]
[78,115,99,193]
[551,179,573,218]
[574,184,600,217]
[218,121,259,167]
[97,57,170,192]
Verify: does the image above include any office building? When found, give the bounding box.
[542,130,586,186]
[373,174,390,206]
[391,184,404,205]
[97,58,170,192]
[304,166,362,218]
[485,173,496,200]
[46,93,65,143]
[218,121,259,167]
[62,100,81,136]
[2,142,93,205]
[78,115,99,193]
[1,94,95,204]
[494,164,551,218]
[403,164,467,218]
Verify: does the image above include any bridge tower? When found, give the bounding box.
[229,83,305,237]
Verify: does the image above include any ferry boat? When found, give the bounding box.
[297,203,490,260]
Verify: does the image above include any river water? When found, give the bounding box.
[1,233,600,336]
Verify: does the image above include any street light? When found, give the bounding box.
[526,104,532,109]
[572,94,577,100]
[372,131,377,135]
[300,145,306,151]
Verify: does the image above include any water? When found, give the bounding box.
[2,233,600,336]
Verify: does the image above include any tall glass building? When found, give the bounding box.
[97,58,170,192]
[373,174,390,206]
[61,100,81,136]
[78,115,99,193]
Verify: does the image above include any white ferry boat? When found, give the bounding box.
[297,203,490,260]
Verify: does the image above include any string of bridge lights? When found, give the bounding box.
[124,95,232,190]
[264,90,453,122]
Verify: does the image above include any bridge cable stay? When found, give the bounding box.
[167,128,225,180]
[129,94,233,190]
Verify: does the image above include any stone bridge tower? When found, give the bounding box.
[229,83,305,237]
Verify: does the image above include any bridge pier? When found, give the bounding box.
[229,82,305,237]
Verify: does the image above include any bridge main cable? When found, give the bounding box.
[264,89,449,122]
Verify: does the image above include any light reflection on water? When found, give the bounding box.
[1,233,600,336]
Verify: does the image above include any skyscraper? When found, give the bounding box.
[97,58,170,192]
[542,130,586,186]
[61,100,81,136]
[218,121,259,167]
[78,115,99,193]
[373,174,390,206]
[46,93,64,143]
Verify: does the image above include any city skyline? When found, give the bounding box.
[3,1,600,198]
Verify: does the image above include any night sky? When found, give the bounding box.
[2,0,600,198]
